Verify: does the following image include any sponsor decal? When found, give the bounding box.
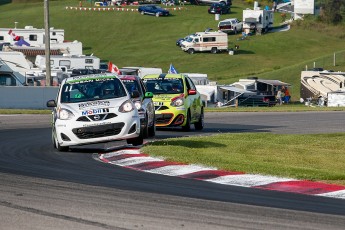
[78,101,110,109]
[81,108,110,116]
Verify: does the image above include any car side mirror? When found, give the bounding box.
[144,92,153,98]
[130,90,140,98]
[46,99,57,108]
[188,89,196,95]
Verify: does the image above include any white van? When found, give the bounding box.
[180,31,228,54]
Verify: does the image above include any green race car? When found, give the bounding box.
[142,73,204,131]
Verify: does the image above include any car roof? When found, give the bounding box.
[63,73,119,84]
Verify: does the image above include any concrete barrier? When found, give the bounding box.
[0,86,59,109]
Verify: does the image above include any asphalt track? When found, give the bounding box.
[0,112,344,230]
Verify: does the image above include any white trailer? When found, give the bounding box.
[0,25,83,55]
[242,8,274,34]
[35,54,100,70]
[181,31,228,54]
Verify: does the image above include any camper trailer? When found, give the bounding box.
[180,31,228,54]
[120,67,163,78]
[242,8,274,34]
[0,25,83,55]
[0,59,27,86]
[300,70,345,104]
[35,54,100,70]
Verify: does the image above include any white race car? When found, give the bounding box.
[47,73,143,151]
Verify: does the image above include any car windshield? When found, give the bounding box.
[60,77,127,103]
[121,79,143,97]
[186,36,195,42]
[143,78,184,95]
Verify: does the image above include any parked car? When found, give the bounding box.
[176,34,195,47]
[46,73,143,151]
[70,68,105,77]
[138,5,170,17]
[119,75,156,138]
[190,0,231,6]
[218,18,243,34]
[142,73,204,131]
[208,2,230,14]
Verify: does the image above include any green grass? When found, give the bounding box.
[2,0,345,101]
[142,133,345,185]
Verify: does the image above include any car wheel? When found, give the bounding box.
[188,48,194,54]
[234,28,237,34]
[182,110,191,131]
[53,128,69,152]
[211,47,217,54]
[126,132,144,146]
[194,108,204,130]
[148,115,156,137]
[142,116,149,138]
[141,11,145,15]
[156,12,160,17]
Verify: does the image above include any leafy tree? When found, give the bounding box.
[319,0,345,24]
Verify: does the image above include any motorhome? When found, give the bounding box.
[180,31,228,54]
[300,70,345,101]
[242,7,274,34]
[0,25,83,55]
[35,54,101,70]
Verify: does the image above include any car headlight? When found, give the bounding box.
[134,100,142,110]
[171,96,184,107]
[58,108,74,120]
[119,100,134,113]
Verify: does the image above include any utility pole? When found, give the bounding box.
[44,0,51,86]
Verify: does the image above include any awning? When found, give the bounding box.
[219,85,255,94]
[8,47,62,56]
[257,79,291,86]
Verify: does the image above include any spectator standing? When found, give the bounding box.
[283,87,291,104]
[276,89,282,105]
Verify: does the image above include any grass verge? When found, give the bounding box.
[142,133,345,186]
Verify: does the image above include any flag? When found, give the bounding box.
[168,63,178,74]
[8,29,20,41]
[108,61,120,74]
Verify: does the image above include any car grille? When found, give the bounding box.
[72,123,124,139]
[155,114,173,125]
[155,106,170,111]
[76,113,117,122]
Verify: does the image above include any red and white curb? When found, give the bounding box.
[98,148,345,200]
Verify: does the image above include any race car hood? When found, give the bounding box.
[59,98,128,115]
[152,93,182,102]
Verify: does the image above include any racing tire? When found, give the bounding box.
[52,128,69,152]
[142,115,149,138]
[211,47,217,54]
[182,111,191,132]
[148,116,156,137]
[126,132,144,146]
[188,48,195,54]
[194,108,204,130]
